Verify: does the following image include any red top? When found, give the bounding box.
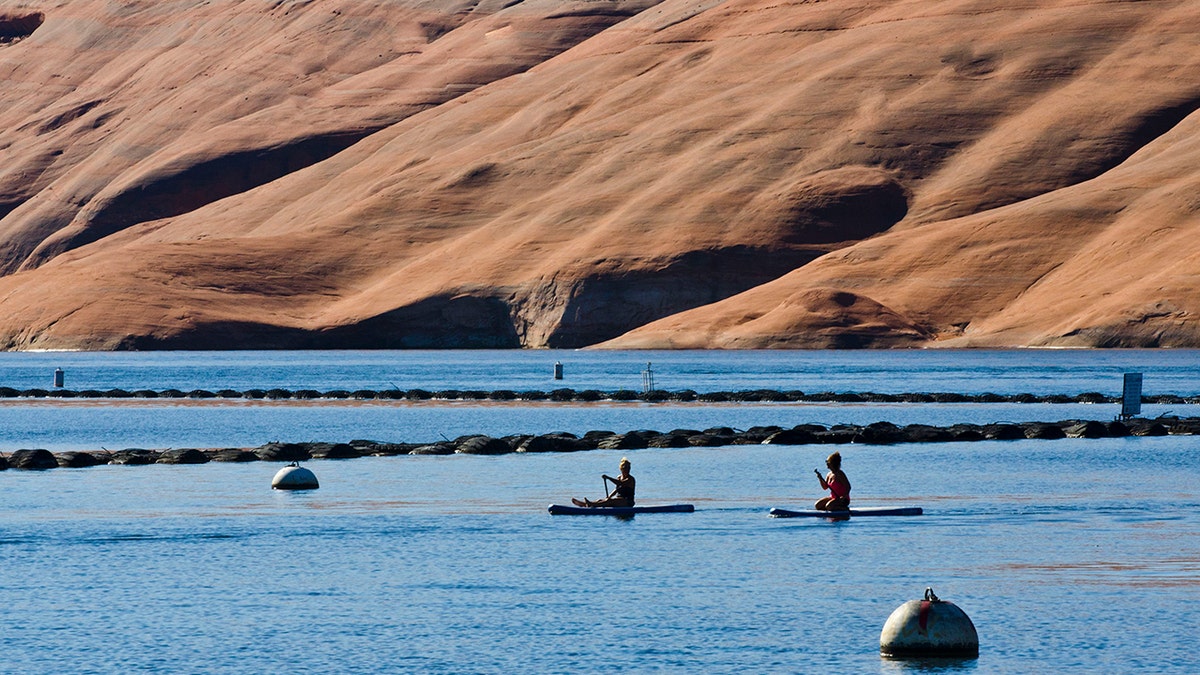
[826,470,851,501]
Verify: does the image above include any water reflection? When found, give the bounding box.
[880,655,980,673]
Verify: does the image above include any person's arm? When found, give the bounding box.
[608,474,630,497]
[815,468,828,489]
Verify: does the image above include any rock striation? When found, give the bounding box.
[0,1,1199,348]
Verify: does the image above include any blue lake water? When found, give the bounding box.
[1,350,1199,673]
[1,349,1199,451]
[4,348,1200,394]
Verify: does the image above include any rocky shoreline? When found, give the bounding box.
[2,416,1196,470]
[2,386,1198,404]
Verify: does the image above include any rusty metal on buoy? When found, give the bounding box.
[880,587,979,658]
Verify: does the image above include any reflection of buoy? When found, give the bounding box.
[880,587,978,658]
[271,462,319,490]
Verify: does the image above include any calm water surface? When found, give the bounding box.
[3,440,1198,673]
[1,351,1198,673]
[0,349,1199,451]
[2,348,1199,394]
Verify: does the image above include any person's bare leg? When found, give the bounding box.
[588,497,630,508]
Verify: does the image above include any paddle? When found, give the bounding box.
[602,474,612,498]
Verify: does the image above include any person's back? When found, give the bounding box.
[826,469,850,501]
[815,451,850,511]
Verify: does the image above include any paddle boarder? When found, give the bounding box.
[814,451,851,511]
[572,457,635,508]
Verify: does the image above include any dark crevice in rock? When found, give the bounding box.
[121,293,521,349]
[0,199,22,224]
[545,7,650,20]
[545,246,827,348]
[1097,96,1200,173]
[971,96,1200,217]
[777,176,909,246]
[1140,96,1200,142]
[119,323,315,351]
[419,20,456,42]
[0,12,43,44]
[39,128,383,263]
[33,99,104,134]
[322,294,521,348]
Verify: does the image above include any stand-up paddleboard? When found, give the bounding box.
[769,506,923,518]
[548,503,695,516]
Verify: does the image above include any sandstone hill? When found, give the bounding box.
[0,0,1198,350]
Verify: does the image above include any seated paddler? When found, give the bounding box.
[572,457,635,508]
[814,451,851,511]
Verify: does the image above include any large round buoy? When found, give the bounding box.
[880,588,978,658]
[271,462,319,490]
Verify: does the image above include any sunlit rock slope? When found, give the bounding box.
[0,0,1198,349]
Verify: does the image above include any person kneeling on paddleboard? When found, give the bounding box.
[572,457,635,508]
[814,451,850,511]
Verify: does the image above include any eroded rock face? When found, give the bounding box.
[0,1,1199,349]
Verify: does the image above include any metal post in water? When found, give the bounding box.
[1121,372,1142,419]
[53,368,64,388]
[553,361,564,380]
[641,362,654,393]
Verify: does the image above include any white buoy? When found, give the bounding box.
[880,588,978,658]
[271,462,319,490]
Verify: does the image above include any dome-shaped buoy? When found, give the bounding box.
[880,587,978,658]
[271,462,319,490]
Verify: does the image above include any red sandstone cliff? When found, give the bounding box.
[0,0,1198,349]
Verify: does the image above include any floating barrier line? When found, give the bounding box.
[1,415,1195,469]
[0,386,1196,404]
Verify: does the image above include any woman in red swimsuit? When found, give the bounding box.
[814,451,851,511]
